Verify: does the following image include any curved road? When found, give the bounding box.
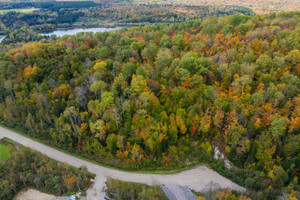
[0,126,245,200]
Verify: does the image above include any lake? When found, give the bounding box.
[41,27,123,37]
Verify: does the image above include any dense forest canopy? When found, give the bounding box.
[0,11,299,199]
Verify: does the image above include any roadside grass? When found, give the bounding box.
[0,124,199,175]
[0,8,39,14]
[3,137,20,145]
[0,143,10,162]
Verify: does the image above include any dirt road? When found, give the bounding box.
[0,126,245,200]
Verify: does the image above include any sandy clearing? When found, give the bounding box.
[14,189,62,200]
[0,126,245,200]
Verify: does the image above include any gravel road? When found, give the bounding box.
[0,36,5,44]
[0,126,245,200]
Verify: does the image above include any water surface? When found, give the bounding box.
[42,27,122,37]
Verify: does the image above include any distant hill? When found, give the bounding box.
[132,0,299,13]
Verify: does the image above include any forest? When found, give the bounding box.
[0,139,93,199]
[0,11,299,199]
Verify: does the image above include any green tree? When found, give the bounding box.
[270,118,287,140]
[131,75,147,94]
[122,62,136,82]
[90,119,106,140]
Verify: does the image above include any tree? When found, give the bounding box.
[131,75,147,94]
[131,143,144,162]
[233,75,251,94]
[141,42,158,62]
[90,80,107,99]
[25,113,35,132]
[106,134,117,155]
[64,107,79,126]
[14,52,24,64]
[93,61,107,80]
[270,118,287,140]
[266,83,276,101]
[180,52,198,72]
[256,134,276,171]
[97,92,114,114]
[172,34,184,50]
[256,55,274,73]
[226,124,247,146]
[169,114,178,144]
[24,64,37,79]
[251,92,264,106]
[54,115,73,143]
[90,119,106,140]
[155,49,173,73]
[122,62,136,82]
[285,49,300,66]
[274,91,284,107]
